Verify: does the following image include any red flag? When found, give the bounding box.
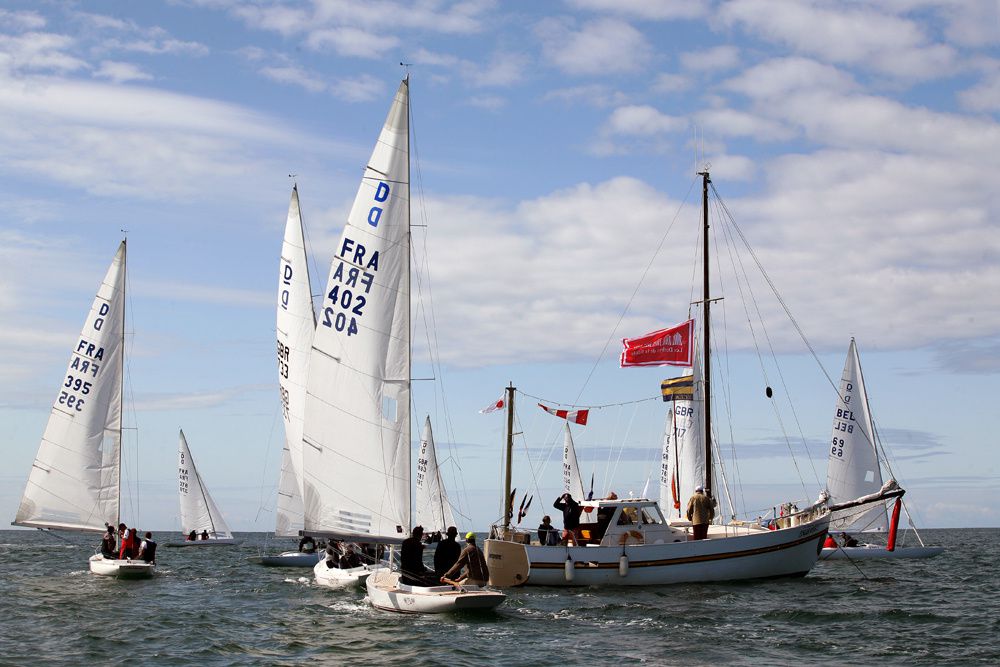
[620,319,694,368]
[537,403,589,425]
[479,395,505,414]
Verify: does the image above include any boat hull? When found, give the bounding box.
[88,555,155,579]
[313,561,383,588]
[365,570,505,614]
[485,515,830,587]
[250,550,321,567]
[821,545,944,560]
[164,538,243,547]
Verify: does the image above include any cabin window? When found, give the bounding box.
[617,507,637,525]
[640,508,662,525]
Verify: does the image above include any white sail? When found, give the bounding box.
[178,429,234,539]
[275,185,313,537]
[415,417,456,533]
[659,364,704,520]
[826,339,888,533]
[14,241,126,533]
[301,78,411,542]
[561,423,586,500]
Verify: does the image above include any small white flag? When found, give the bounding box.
[479,395,505,414]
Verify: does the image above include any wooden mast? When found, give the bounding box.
[699,170,712,496]
[502,383,515,532]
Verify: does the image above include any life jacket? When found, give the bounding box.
[140,539,157,563]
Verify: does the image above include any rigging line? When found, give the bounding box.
[712,184,839,396]
[252,398,283,524]
[573,175,700,404]
[711,192,811,499]
[516,388,660,411]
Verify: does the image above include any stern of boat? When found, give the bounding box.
[484,538,530,587]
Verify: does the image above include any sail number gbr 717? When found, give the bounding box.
[321,237,379,337]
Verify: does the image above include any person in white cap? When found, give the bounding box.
[686,485,715,540]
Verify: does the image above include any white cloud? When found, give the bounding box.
[695,107,795,141]
[568,0,706,20]
[959,60,1000,112]
[680,45,741,72]
[719,0,959,81]
[543,84,631,108]
[536,17,652,76]
[0,9,47,31]
[0,32,88,74]
[723,57,858,99]
[260,65,327,93]
[93,60,154,83]
[467,94,506,110]
[604,105,686,135]
[330,74,386,102]
[305,26,400,58]
[651,72,690,94]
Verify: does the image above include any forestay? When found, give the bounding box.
[415,417,456,534]
[826,339,888,532]
[301,79,411,542]
[275,185,313,537]
[14,241,126,532]
[178,430,234,539]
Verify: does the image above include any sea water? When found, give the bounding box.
[0,529,996,666]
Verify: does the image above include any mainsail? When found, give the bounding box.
[415,417,456,534]
[826,338,889,532]
[13,241,126,532]
[177,429,234,539]
[659,363,705,519]
[301,78,411,542]
[275,185,313,537]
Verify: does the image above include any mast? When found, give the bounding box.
[699,171,712,496]
[404,75,412,530]
[118,236,127,528]
[503,383,515,532]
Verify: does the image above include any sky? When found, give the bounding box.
[1,0,998,535]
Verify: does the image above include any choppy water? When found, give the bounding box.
[0,529,996,666]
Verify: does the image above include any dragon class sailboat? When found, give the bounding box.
[300,77,503,611]
[12,240,154,578]
[165,429,242,547]
[821,339,943,560]
[484,171,832,587]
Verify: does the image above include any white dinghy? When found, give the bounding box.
[13,240,154,579]
[367,570,506,614]
[821,340,943,561]
[165,430,242,547]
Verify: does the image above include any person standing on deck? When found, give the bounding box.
[686,485,715,540]
[433,526,461,578]
[553,493,582,545]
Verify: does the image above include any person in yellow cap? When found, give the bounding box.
[441,531,489,587]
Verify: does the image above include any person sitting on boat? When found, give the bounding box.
[553,493,583,545]
[137,532,157,564]
[686,486,715,540]
[340,544,362,569]
[187,530,197,541]
[298,535,316,553]
[323,542,341,569]
[823,534,838,549]
[400,526,435,586]
[200,529,209,540]
[537,516,559,546]
[840,532,859,547]
[441,532,489,587]
[433,526,461,578]
[100,525,117,559]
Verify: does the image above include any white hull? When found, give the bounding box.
[485,515,830,587]
[164,538,243,548]
[365,570,505,614]
[250,550,321,567]
[313,560,383,588]
[88,554,155,579]
[821,544,944,560]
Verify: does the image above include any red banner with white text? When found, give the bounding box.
[620,319,694,368]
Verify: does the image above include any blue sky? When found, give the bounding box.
[1,0,998,533]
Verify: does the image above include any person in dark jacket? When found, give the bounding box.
[442,532,489,586]
[537,516,559,545]
[137,532,157,564]
[553,493,582,545]
[400,526,434,586]
[100,525,117,559]
[433,526,461,578]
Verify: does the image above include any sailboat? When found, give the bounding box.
[821,339,943,560]
[415,416,457,537]
[165,430,242,547]
[484,171,832,587]
[251,185,320,567]
[12,240,154,578]
[299,77,503,611]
